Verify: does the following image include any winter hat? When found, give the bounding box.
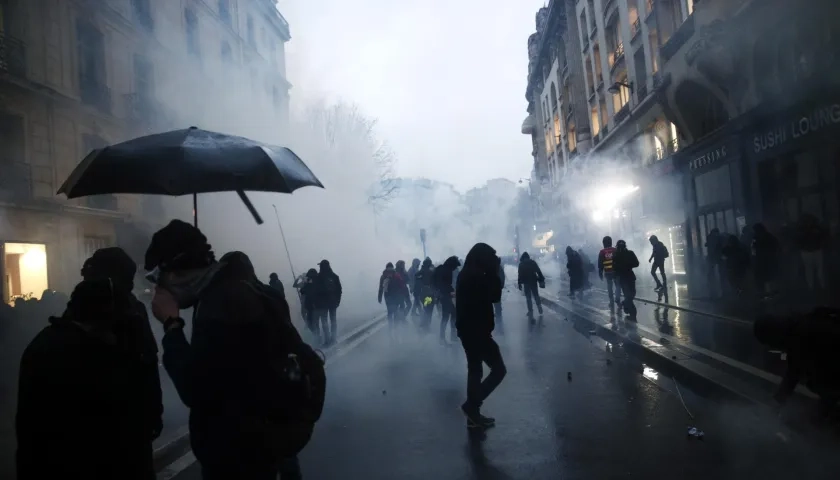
[82,247,137,293]
[144,219,214,271]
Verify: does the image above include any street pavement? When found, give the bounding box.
[547,278,787,377]
[164,289,839,480]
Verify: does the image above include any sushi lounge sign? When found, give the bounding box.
[752,103,840,156]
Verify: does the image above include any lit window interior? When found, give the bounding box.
[4,243,49,305]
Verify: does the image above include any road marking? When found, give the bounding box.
[155,315,387,479]
[542,292,817,399]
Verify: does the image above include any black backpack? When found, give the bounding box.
[245,280,327,458]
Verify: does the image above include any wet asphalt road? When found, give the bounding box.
[550,278,787,376]
[168,290,838,480]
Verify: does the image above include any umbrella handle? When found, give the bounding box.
[236,190,264,224]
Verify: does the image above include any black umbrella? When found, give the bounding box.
[57,127,324,226]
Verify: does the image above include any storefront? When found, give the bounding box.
[746,100,840,233]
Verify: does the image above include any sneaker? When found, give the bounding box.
[461,405,493,428]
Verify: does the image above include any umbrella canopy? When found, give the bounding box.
[57,127,324,225]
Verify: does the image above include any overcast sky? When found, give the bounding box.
[277,0,547,191]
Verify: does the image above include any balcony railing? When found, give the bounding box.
[0,161,32,200]
[590,26,597,39]
[631,18,641,39]
[0,32,26,78]
[614,103,630,123]
[80,77,112,113]
[610,43,625,68]
[566,106,574,120]
[582,40,589,52]
[637,82,648,100]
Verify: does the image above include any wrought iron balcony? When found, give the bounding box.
[614,104,630,123]
[0,161,32,200]
[631,18,641,39]
[0,32,26,78]
[610,43,625,69]
[80,77,112,113]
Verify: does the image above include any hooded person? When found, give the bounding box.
[648,235,669,291]
[268,273,286,299]
[597,236,621,308]
[455,243,506,429]
[16,276,158,480]
[755,308,840,413]
[407,258,422,316]
[298,268,321,338]
[143,220,307,480]
[378,262,406,335]
[316,259,342,346]
[433,256,462,343]
[414,257,436,331]
[517,252,545,315]
[564,247,584,298]
[394,260,412,314]
[612,240,640,320]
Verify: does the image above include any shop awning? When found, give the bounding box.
[521,115,536,135]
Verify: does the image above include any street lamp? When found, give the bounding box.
[607,81,634,95]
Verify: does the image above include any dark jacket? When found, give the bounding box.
[517,252,545,287]
[433,256,461,299]
[161,252,293,468]
[298,270,320,311]
[612,247,639,281]
[17,305,158,479]
[414,263,435,301]
[268,276,285,299]
[378,265,408,303]
[316,266,342,309]
[565,247,584,279]
[650,241,668,262]
[456,243,502,338]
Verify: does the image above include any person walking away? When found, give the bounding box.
[378,262,403,336]
[456,243,506,429]
[796,213,829,293]
[705,228,724,297]
[564,247,584,299]
[494,262,505,333]
[144,220,327,480]
[434,256,462,343]
[394,260,413,319]
[754,308,840,417]
[293,272,311,323]
[415,258,436,332]
[721,234,751,297]
[612,240,640,321]
[17,277,159,480]
[648,235,669,292]
[598,236,622,309]
[517,252,545,315]
[407,258,422,316]
[298,269,321,340]
[316,259,342,346]
[269,273,286,298]
[753,223,780,299]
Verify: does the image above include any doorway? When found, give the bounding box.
[3,242,49,305]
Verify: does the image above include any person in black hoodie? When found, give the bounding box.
[298,268,321,339]
[564,247,584,299]
[613,240,640,320]
[316,259,343,345]
[143,220,303,480]
[268,273,286,299]
[17,275,158,480]
[407,258,422,316]
[456,243,506,429]
[517,252,545,315]
[434,256,462,343]
[414,257,436,331]
[379,262,408,335]
[648,235,668,292]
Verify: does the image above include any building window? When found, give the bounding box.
[131,0,154,31]
[591,107,601,136]
[76,20,109,109]
[221,41,232,63]
[568,123,578,152]
[3,243,49,304]
[218,0,232,26]
[554,113,562,145]
[247,15,256,47]
[185,8,200,59]
[611,73,631,112]
[133,54,153,97]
